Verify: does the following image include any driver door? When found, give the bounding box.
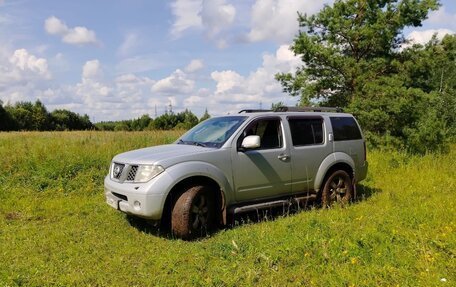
[231,117,292,202]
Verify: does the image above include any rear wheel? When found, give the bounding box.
[171,185,215,239]
[321,170,353,207]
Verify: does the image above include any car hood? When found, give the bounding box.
[112,144,213,166]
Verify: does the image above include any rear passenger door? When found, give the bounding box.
[287,116,333,193]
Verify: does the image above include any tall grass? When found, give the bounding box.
[0,131,454,286]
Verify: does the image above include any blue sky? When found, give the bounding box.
[1,0,455,121]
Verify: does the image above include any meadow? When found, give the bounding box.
[0,131,454,286]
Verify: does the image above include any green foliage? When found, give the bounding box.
[96,115,153,131]
[0,101,15,131]
[153,109,199,130]
[200,108,211,122]
[51,109,93,130]
[271,101,286,111]
[0,132,454,286]
[1,100,94,131]
[276,0,453,154]
[277,0,440,103]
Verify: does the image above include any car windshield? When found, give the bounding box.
[177,116,247,148]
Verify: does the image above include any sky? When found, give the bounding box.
[0,0,455,122]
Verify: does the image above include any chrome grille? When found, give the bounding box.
[126,165,138,181]
[112,163,125,179]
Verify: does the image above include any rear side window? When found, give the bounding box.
[330,117,362,141]
[288,118,323,146]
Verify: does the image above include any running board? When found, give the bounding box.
[233,200,289,214]
[232,194,317,215]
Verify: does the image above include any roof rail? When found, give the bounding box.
[238,109,272,113]
[275,106,342,113]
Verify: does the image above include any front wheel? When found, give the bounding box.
[321,170,353,207]
[171,185,215,239]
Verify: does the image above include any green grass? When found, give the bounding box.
[0,131,454,286]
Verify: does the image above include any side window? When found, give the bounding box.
[238,118,283,149]
[288,118,324,146]
[330,117,362,141]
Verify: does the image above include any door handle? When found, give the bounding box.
[278,154,290,161]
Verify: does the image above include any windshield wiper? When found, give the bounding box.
[177,139,206,147]
[192,141,206,147]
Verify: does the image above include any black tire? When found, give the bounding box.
[171,185,215,239]
[321,170,353,207]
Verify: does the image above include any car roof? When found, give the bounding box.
[213,111,354,119]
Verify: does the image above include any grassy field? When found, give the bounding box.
[0,131,455,286]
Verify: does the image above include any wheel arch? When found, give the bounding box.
[161,162,230,227]
[314,152,355,192]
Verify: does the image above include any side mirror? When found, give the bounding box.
[240,135,260,150]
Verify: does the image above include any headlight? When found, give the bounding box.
[134,165,164,183]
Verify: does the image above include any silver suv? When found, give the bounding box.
[105,107,368,239]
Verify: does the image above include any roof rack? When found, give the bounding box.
[275,106,343,113]
[238,106,343,114]
[238,109,272,113]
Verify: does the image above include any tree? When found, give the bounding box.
[6,102,35,130]
[276,0,448,153]
[200,108,211,122]
[0,101,15,131]
[271,101,286,111]
[51,109,94,130]
[277,0,440,105]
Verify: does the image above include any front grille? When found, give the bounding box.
[126,165,138,181]
[112,163,125,179]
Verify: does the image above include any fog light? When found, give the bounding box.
[133,201,141,210]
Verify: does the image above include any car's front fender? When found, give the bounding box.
[164,161,234,204]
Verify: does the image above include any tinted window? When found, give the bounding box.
[288,118,323,146]
[330,117,362,141]
[238,118,283,149]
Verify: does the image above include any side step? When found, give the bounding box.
[231,194,317,215]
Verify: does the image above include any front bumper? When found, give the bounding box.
[104,174,172,220]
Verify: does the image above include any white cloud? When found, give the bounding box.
[115,54,162,74]
[117,32,140,57]
[63,26,97,45]
[44,16,68,35]
[0,48,53,106]
[9,48,51,79]
[1,45,301,121]
[205,45,301,114]
[406,29,454,47]
[185,59,204,72]
[82,59,102,80]
[170,0,202,37]
[247,0,331,43]
[201,0,236,38]
[170,0,236,46]
[152,69,195,94]
[44,16,98,45]
[211,70,243,94]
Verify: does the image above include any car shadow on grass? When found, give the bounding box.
[125,215,171,238]
[126,184,381,240]
[230,184,381,228]
[354,184,381,203]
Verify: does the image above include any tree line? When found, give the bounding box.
[95,109,210,131]
[0,100,210,132]
[277,0,455,154]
